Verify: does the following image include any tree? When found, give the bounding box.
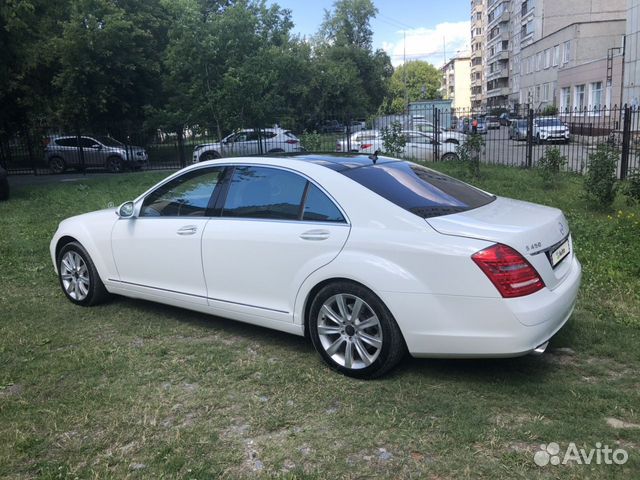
[319,0,377,50]
[381,61,443,114]
[52,0,168,133]
[312,0,392,121]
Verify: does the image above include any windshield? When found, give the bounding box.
[94,136,124,147]
[341,162,495,218]
[538,119,563,127]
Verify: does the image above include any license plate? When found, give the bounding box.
[550,239,570,267]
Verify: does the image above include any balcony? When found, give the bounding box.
[487,67,509,81]
[486,86,511,98]
[488,50,509,62]
[488,8,510,28]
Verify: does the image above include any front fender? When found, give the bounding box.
[50,210,119,283]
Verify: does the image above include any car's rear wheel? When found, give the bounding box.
[441,152,459,162]
[49,156,66,174]
[57,241,110,306]
[106,156,124,173]
[199,151,220,162]
[309,282,406,379]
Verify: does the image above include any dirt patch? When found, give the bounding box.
[606,417,640,429]
[0,383,23,397]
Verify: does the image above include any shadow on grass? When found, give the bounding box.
[110,295,568,387]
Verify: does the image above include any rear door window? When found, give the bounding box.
[222,166,307,220]
[342,162,495,218]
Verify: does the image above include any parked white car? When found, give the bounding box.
[412,121,467,144]
[193,128,303,162]
[533,117,570,144]
[51,154,581,378]
[336,130,460,161]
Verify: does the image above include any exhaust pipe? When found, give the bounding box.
[531,341,549,356]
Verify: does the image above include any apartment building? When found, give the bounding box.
[470,0,486,109]
[485,0,511,107]
[623,0,640,105]
[473,0,626,110]
[441,53,472,110]
[519,20,625,109]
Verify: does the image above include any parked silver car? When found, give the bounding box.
[193,128,303,162]
[509,119,528,141]
[44,135,148,173]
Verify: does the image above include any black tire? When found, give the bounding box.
[106,156,124,173]
[308,281,406,379]
[441,152,458,162]
[199,151,220,162]
[57,241,110,306]
[267,148,285,154]
[48,156,66,174]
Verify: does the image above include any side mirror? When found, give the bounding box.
[116,201,135,218]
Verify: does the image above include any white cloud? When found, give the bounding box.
[381,21,470,67]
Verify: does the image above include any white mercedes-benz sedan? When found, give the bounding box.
[50,154,581,378]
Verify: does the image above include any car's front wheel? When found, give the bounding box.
[57,241,110,306]
[199,151,220,162]
[48,156,66,174]
[308,282,406,378]
[106,156,124,173]
[441,152,459,162]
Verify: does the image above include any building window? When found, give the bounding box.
[543,83,550,101]
[575,84,586,110]
[561,87,571,111]
[563,41,571,64]
[535,85,541,102]
[553,45,560,66]
[590,81,603,109]
[544,49,551,69]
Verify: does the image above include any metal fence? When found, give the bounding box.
[2,105,639,179]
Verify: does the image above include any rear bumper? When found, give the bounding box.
[382,256,581,358]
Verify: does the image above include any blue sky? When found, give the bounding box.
[268,0,471,66]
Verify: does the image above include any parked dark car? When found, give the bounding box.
[43,135,148,174]
[319,120,345,134]
[0,165,9,201]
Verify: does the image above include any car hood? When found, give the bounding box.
[59,208,118,229]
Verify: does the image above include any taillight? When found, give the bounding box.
[285,139,298,144]
[361,143,373,149]
[472,243,544,298]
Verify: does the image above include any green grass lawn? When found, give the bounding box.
[0,164,639,479]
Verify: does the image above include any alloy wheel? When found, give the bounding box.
[316,293,383,369]
[60,251,90,301]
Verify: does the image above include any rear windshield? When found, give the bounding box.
[341,162,495,218]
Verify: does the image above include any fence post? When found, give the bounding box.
[177,129,186,168]
[433,107,440,161]
[620,105,631,180]
[76,131,86,174]
[24,129,37,175]
[526,108,534,168]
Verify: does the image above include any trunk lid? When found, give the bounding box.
[426,196,573,290]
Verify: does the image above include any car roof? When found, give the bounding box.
[198,153,401,172]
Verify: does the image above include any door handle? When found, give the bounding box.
[177,225,198,235]
[300,229,330,241]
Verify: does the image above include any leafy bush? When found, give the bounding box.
[380,121,406,157]
[299,130,322,152]
[621,169,640,204]
[456,134,484,178]
[541,105,559,116]
[583,144,618,208]
[537,147,567,188]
